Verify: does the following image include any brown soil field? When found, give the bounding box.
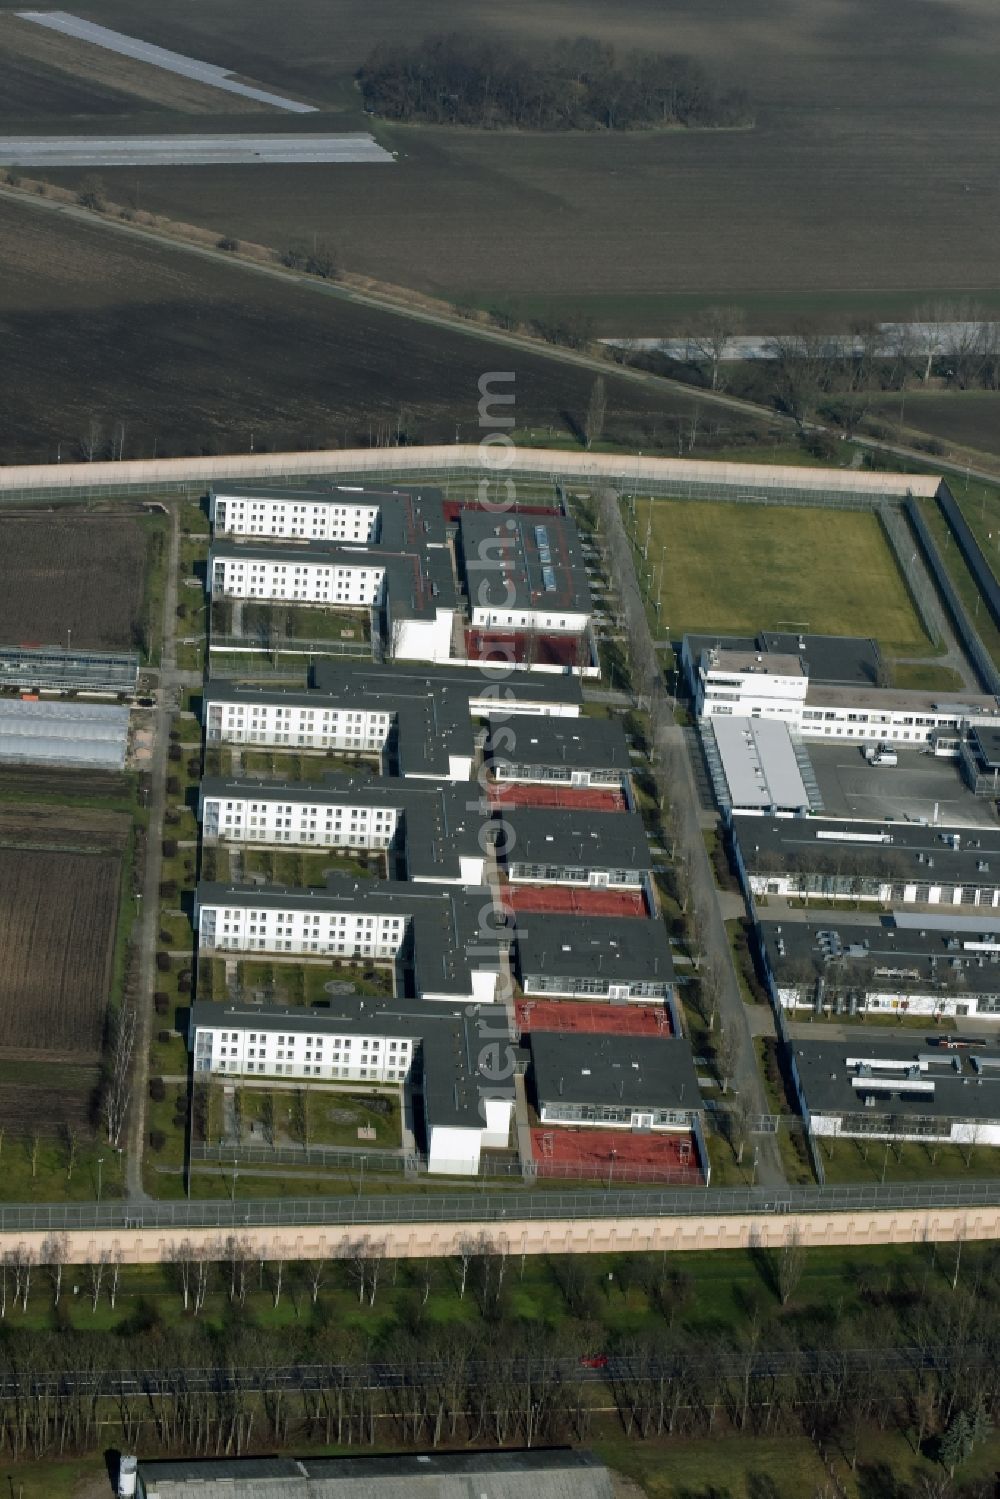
[0,197,755,465]
[872,391,1000,460]
[0,765,135,803]
[0,803,130,853]
[0,513,150,649]
[17,0,1000,326]
[0,14,271,117]
[0,846,120,1062]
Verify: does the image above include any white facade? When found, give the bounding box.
[469,603,591,635]
[205,698,391,755]
[200,788,487,885]
[211,490,380,542]
[772,979,1000,1021]
[196,894,499,1006]
[202,791,401,851]
[210,552,384,607]
[194,1017,413,1084]
[745,868,1000,910]
[696,649,808,724]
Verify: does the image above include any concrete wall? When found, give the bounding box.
[0,445,943,501]
[4,1205,1000,1265]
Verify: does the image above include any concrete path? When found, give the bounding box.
[126,502,182,1203]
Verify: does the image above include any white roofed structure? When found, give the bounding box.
[0,698,129,768]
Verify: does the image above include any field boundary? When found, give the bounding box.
[904,495,1000,694]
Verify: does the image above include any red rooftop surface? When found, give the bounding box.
[516,998,673,1037]
[501,885,649,918]
[442,500,561,522]
[464,628,586,668]
[489,783,626,812]
[530,1126,704,1184]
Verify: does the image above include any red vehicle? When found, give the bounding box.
[580,1353,609,1370]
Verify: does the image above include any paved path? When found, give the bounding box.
[126,503,181,1203]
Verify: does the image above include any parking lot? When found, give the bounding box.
[807,742,998,830]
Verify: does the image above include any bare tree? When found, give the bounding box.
[86,1252,108,1313]
[456,1237,477,1300]
[584,376,607,450]
[270,1258,284,1310]
[686,304,746,391]
[777,1226,805,1306]
[716,1026,740,1094]
[224,1234,254,1307]
[107,1250,123,1310]
[41,1234,70,1307]
[11,1246,33,1314]
[78,417,105,462]
[103,999,137,1148]
[302,1258,326,1306]
[346,1236,387,1307]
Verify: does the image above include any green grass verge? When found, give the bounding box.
[917,495,1000,667]
[626,497,931,652]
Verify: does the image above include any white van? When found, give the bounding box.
[864,742,897,767]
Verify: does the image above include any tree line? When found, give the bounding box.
[357,34,753,131]
[0,1235,999,1492]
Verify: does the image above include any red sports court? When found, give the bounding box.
[488,783,626,813]
[530,1126,704,1184]
[500,884,649,918]
[516,998,673,1037]
[464,629,586,669]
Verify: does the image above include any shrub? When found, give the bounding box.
[76,175,106,211]
[177,971,192,995]
[159,880,177,899]
[154,992,169,1016]
[162,838,178,858]
[155,951,172,972]
[166,776,180,797]
[158,929,173,946]
[217,236,239,252]
[158,1030,172,1044]
[149,1077,166,1103]
[148,1129,166,1153]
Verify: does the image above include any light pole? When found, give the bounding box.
[607,1149,617,1191]
[97,1156,104,1205]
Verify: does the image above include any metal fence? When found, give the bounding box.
[7,1173,1000,1237]
[905,495,1000,695]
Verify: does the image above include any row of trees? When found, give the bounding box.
[358,34,752,131]
[0,1237,997,1487]
[638,300,1000,434]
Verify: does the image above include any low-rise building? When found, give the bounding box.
[515,914,674,1005]
[485,712,632,788]
[497,807,651,891]
[682,631,1000,747]
[758,917,1000,1020]
[189,999,513,1175]
[960,724,1000,797]
[195,877,505,1006]
[458,511,592,636]
[199,775,486,885]
[790,1038,1000,1147]
[529,1030,701,1131]
[701,714,816,817]
[208,482,446,545]
[733,814,1000,910]
[133,1449,613,1499]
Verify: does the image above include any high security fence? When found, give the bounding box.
[938,483,1000,631]
[5,1175,1000,1237]
[905,494,1000,695]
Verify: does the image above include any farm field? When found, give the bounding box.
[630,497,931,652]
[0,846,121,1062]
[0,197,737,465]
[17,0,1000,327]
[872,389,1000,461]
[0,512,160,652]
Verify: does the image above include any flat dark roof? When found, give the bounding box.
[968,724,1000,770]
[530,1030,700,1110]
[459,511,592,615]
[486,713,631,771]
[500,808,650,870]
[685,631,881,687]
[516,914,673,983]
[733,814,1000,889]
[793,1037,1000,1123]
[759,917,1000,999]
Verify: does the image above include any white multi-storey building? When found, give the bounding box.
[210,546,385,607]
[190,1000,514,1174]
[195,880,503,1006]
[203,666,582,781]
[210,486,381,542]
[199,776,486,885]
[692,647,809,724]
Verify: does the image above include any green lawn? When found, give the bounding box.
[240,846,382,885]
[891,659,964,690]
[627,497,931,653]
[818,1134,1000,1185]
[236,1083,402,1150]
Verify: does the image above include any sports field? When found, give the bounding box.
[633,498,931,653]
